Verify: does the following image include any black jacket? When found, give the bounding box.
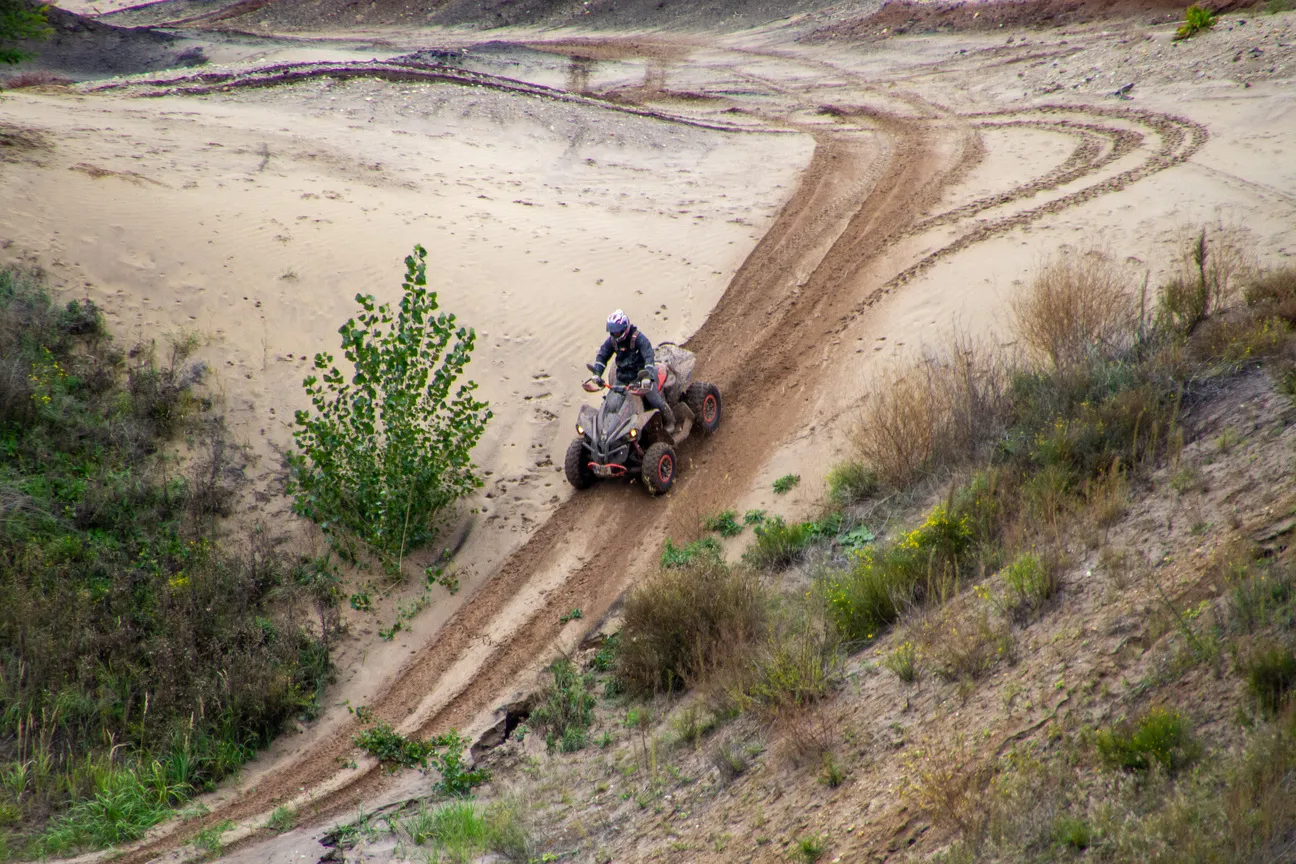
[593,327,655,385]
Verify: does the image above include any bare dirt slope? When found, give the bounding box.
[3,4,1295,863]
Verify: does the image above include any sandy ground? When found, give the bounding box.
[2,4,1295,862]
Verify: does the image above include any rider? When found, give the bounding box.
[591,309,677,433]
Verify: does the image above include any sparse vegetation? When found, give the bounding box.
[288,244,491,570]
[397,799,530,863]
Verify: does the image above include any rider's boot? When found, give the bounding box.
[660,402,677,434]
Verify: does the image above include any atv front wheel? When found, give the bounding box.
[685,382,722,433]
[642,442,677,495]
[564,438,595,490]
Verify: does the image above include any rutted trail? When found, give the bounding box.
[59,33,1223,864]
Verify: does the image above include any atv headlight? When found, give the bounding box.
[629,428,637,439]
[576,424,585,436]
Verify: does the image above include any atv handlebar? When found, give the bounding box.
[582,378,649,396]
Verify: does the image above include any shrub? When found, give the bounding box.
[710,741,750,783]
[854,333,1008,489]
[618,556,767,696]
[743,515,814,570]
[773,473,800,494]
[1175,3,1216,40]
[530,658,596,753]
[1096,707,1201,774]
[1013,250,1136,369]
[1158,226,1249,333]
[826,460,878,505]
[1,268,330,849]
[0,0,52,65]
[1244,265,1296,324]
[797,834,826,862]
[734,621,841,717]
[824,504,975,642]
[288,245,491,566]
[1242,642,1296,716]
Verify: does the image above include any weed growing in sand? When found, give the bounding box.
[826,461,878,505]
[399,799,530,862]
[796,835,826,862]
[1000,551,1059,619]
[773,473,801,494]
[192,819,234,856]
[884,640,920,683]
[265,805,297,834]
[702,509,744,537]
[744,515,815,570]
[288,244,491,571]
[660,536,722,568]
[531,658,597,753]
[352,723,486,794]
[1175,3,1217,40]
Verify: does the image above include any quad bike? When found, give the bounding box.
[564,343,721,495]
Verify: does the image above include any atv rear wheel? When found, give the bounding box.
[685,382,722,433]
[564,438,595,490]
[642,442,677,495]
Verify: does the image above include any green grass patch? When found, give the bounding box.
[826,461,878,505]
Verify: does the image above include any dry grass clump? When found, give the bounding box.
[1244,265,1296,324]
[904,735,997,838]
[0,71,72,90]
[914,602,1016,683]
[853,333,1008,490]
[1158,224,1253,336]
[1012,249,1138,370]
[617,555,767,697]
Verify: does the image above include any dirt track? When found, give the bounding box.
[36,27,1243,862]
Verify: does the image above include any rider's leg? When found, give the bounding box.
[645,387,676,433]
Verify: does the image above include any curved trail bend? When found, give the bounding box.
[86,35,1210,864]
